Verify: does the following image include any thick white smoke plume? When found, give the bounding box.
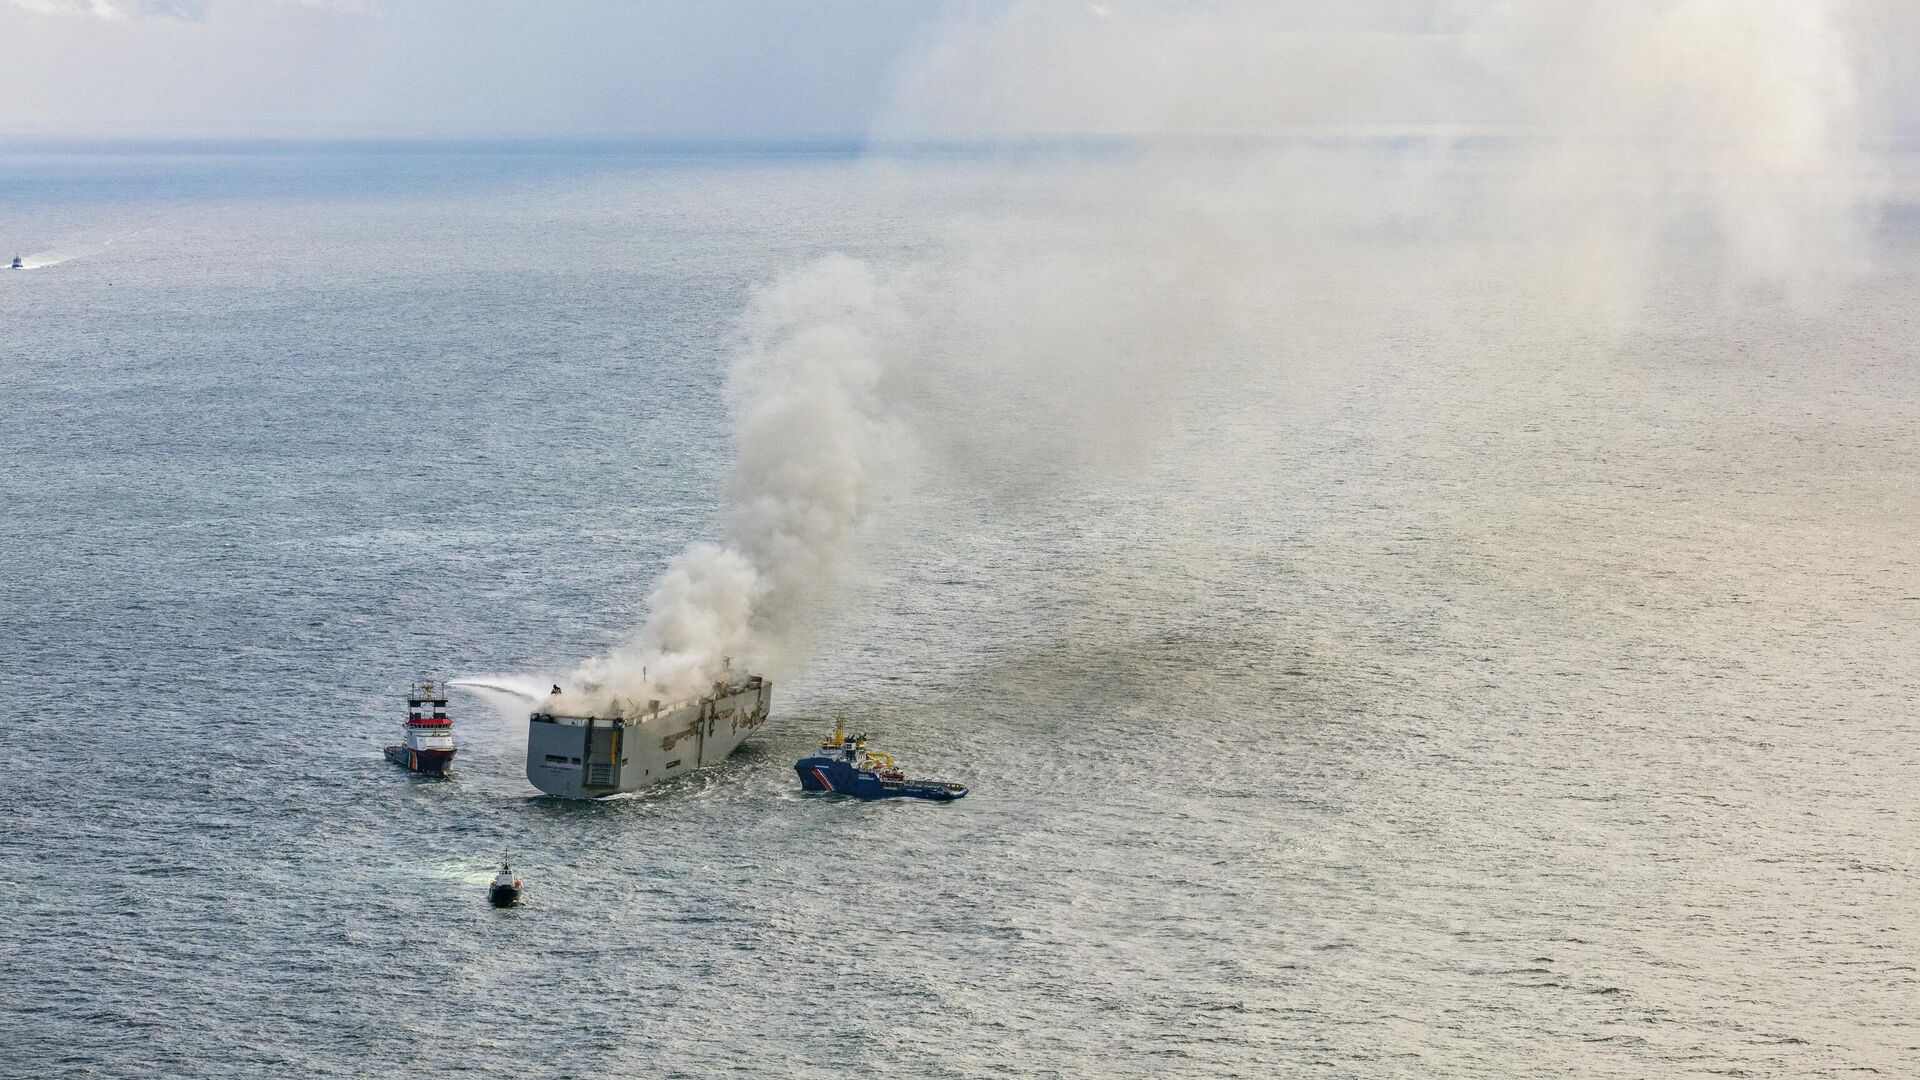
[564,256,904,713]
[558,0,1894,712]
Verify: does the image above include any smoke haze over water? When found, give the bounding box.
[559,0,1896,712]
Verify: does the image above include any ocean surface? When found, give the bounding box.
[2,142,1917,1078]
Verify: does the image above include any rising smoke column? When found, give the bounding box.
[560,1,1893,714]
[567,255,905,711]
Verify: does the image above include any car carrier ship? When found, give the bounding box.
[525,666,771,798]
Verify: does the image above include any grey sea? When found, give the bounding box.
[2,142,1917,1078]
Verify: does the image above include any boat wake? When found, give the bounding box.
[11,245,102,270]
[13,224,167,271]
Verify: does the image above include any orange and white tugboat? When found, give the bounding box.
[385,681,457,776]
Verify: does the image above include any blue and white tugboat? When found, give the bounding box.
[384,681,457,776]
[9,255,21,270]
[796,718,969,801]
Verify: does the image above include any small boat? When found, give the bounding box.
[384,681,457,776]
[488,860,522,907]
[9,256,20,270]
[795,718,969,801]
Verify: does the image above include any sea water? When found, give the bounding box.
[2,141,1917,1077]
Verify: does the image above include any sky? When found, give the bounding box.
[0,0,940,139]
[3,0,1917,142]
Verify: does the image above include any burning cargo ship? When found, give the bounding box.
[525,667,771,798]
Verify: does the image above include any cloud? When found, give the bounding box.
[877,1,1483,143]
[874,0,1913,147]
[2,0,369,18]
[5,0,206,18]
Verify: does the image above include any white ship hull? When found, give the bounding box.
[524,677,771,798]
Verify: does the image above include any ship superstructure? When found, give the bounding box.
[385,681,457,776]
[525,668,771,798]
